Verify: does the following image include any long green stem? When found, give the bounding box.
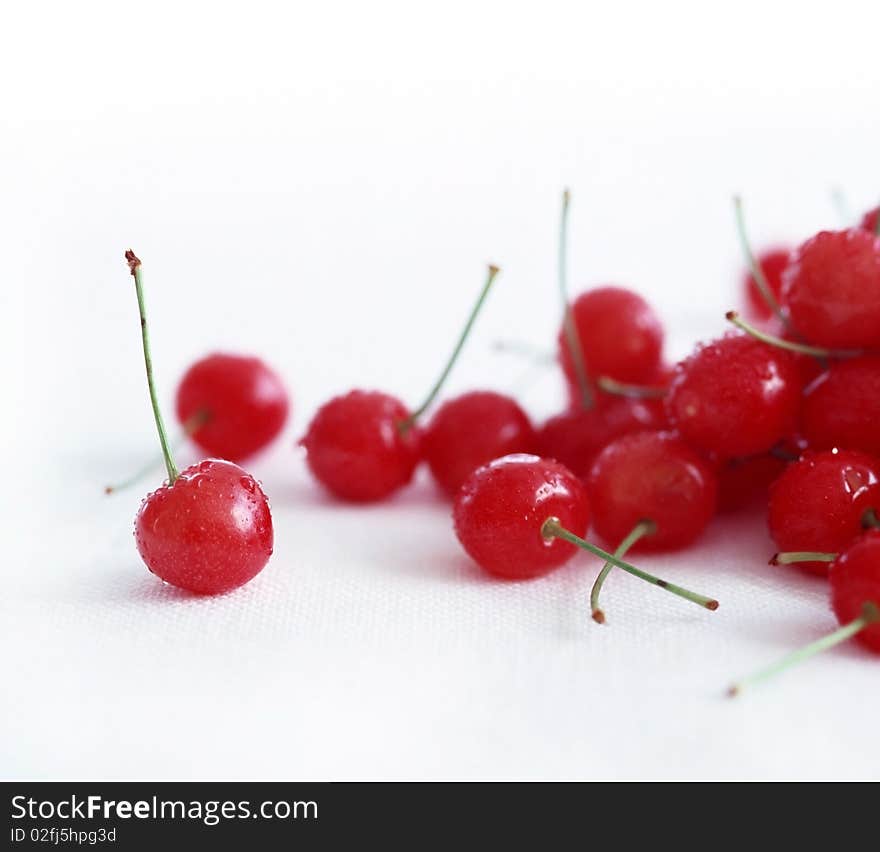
[125,250,179,484]
[541,517,719,612]
[726,311,862,360]
[728,603,880,697]
[104,409,209,494]
[558,190,594,409]
[590,520,657,624]
[733,196,789,328]
[398,264,500,432]
[597,375,668,400]
[769,551,837,566]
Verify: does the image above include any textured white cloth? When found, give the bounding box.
[3,0,880,780]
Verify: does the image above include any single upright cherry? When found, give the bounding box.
[421,391,535,496]
[768,450,880,576]
[302,265,500,502]
[534,394,667,479]
[124,251,274,595]
[742,247,791,323]
[781,228,880,348]
[453,454,718,617]
[176,353,289,460]
[666,332,801,459]
[729,532,880,695]
[800,356,880,457]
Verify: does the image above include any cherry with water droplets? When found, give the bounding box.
[421,391,535,496]
[123,251,273,595]
[768,450,880,576]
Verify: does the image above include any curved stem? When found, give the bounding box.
[862,508,880,530]
[733,196,789,328]
[728,602,880,697]
[125,251,179,484]
[590,520,657,624]
[725,311,862,360]
[597,375,668,400]
[104,409,209,494]
[769,551,837,566]
[399,264,500,432]
[541,517,719,612]
[558,189,594,410]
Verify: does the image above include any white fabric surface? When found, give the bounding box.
[3,0,880,780]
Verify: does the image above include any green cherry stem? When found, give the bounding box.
[558,189,594,410]
[125,250,179,484]
[104,409,209,494]
[399,264,500,433]
[725,311,863,360]
[727,602,880,697]
[590,520,657,624]
[769,551,837,566]
[596,375,668,400]
[733,196,790,329]
[541,517,719,612]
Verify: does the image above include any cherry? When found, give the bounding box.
[534,394,667,479]
[302,265,500,502]
[453,454,718,615]
[767,450,880,576]
[176,353,289,461]
[728,532,880,695]
[717,452,788,513]
[781,229,880,348]
[123,251,273,595]
[742,248,791,322]
[421,391,535,496]
[801,356,880,457]
[666,332,801,459]
[860,206,879,236]
[586,431,719,553]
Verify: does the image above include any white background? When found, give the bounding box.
[2,1,879,780]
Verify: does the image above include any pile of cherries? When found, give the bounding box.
[115,193,880,696]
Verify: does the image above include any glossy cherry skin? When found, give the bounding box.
[135,459,274,595]
[301,390,421,502]
[558,287,664,390]
[768,450,880,576]
[176,353,289,461]
[801,356,880,457]
[743,247,791,322]
[535,395,667,479]
[587,431,718,552]
[717,453,789,513]
[422,391,535,496]
[666,333,801,459]
[860,207,879,235]
[830,532,880,652]
[453,454,590,580]
[781,229,880,348]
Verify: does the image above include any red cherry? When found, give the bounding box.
[743,247,790,322]
[831,532,880,652]
[587,431,719,552]
[136,459,273,594]
[717,452,789,513]
[421,391,535,496]
[302,265,500,502]
[666,333,801,459]
[801,356,880,457]
[301,390,421,502]
[860,206,879,235]
[122,251,273,595]
[453,454,590,580]
[781,229,880,348]
[535,395,666,478]
[729,533,880,695]
[176,353,289,461]
[768,450,880,576]
[558,286,664,391]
